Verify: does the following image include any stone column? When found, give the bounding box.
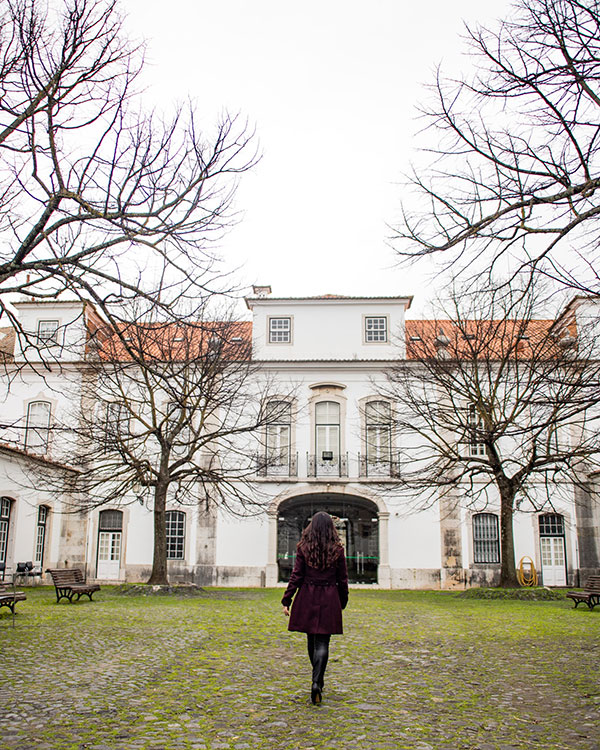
[265,507,279,586]
[377,511,391,588]
[439,494,465,589]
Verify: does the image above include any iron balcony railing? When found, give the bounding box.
[258,452,400,479]
[306,452,348,478]
[257,451,298,478]
[358,452,401,478]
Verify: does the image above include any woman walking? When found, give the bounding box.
[281,511,349,704]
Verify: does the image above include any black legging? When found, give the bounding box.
[307,634,330,688]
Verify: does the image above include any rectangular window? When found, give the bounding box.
[0,497,12,565]
[266,401,291,469]
[468,404,486,457]
[269,317,291,343]
[167,402,192,456]
[103,402,129,452]
[34,506,49,565]
[365,317,387,343]
[366,401,391,463]
[166,511,185,559]
[37,320,60,346]
[473,513,500,563]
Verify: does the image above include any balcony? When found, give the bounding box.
[358,453,401,478]
[307,452,348,478]
[257,451,400,480]
[257,452,298,478]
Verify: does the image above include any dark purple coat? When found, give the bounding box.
[281,547,349,634]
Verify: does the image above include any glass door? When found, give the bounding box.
[97,510,123,580]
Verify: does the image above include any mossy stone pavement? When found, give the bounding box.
[1,587,598,750]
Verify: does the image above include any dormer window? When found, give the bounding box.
[365,316,388,343]
[37,320,60,346]
[269,317,292,343]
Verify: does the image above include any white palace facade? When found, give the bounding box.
[0,290,599,588]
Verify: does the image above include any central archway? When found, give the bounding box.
[277,492,380,584]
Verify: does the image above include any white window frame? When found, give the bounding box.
[0,497,12,566]
[34,505,49,566]
[165,510,186,560]
[265,400,292,469]
[315,401,341,459]
[365,400,392,463]
[364,316,388,343]
[268,316,292,344]
[24,401,51,454]
[468,404,486,457]
[167,401,192,456]
[103,401,129,452]
[37,320,60,346]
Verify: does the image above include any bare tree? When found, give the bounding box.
[381,282,600,586]
[58,307,281,585]
[395,0,600,294]
[0,0,256,354]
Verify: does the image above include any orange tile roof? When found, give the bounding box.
[405,319,560,359]
[96,320,253,362]
[0,328,15,360]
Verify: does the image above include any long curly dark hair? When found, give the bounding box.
[298,511,343,569]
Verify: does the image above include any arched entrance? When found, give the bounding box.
[277,493,380,583]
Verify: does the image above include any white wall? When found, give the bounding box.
[247,296,410,361]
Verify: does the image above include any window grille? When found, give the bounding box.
[539,514,565,536]
[365,317,387,342]
[166,510,185,559]
[473,513,500,563]
[98,510,123,532]
[269,317,291,343]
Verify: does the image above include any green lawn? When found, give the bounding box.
[1,587,598,750]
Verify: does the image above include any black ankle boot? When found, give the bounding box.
[311,683,322,705]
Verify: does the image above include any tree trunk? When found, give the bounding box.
[499,489,519,587]
[148,480,169,585]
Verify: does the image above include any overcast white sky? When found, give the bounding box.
[121,0,513,314]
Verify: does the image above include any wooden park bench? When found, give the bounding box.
[46,568,100,604]
[0,582,26,613]
[566,574,600,611]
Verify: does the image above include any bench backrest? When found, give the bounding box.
[583,574,600,592]
[47,568,85,586]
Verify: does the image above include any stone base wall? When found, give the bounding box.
[85,562,582,589]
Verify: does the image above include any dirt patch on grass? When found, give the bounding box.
[458,586,564,600]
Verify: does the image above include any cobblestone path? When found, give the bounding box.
[1,588,598,749]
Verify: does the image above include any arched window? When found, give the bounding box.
[315,401,340,459]
[366,401,391,464]
[165,511,185,560]
[473,513,500,563]
[25,401,51,454]
[34,505,50,566]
